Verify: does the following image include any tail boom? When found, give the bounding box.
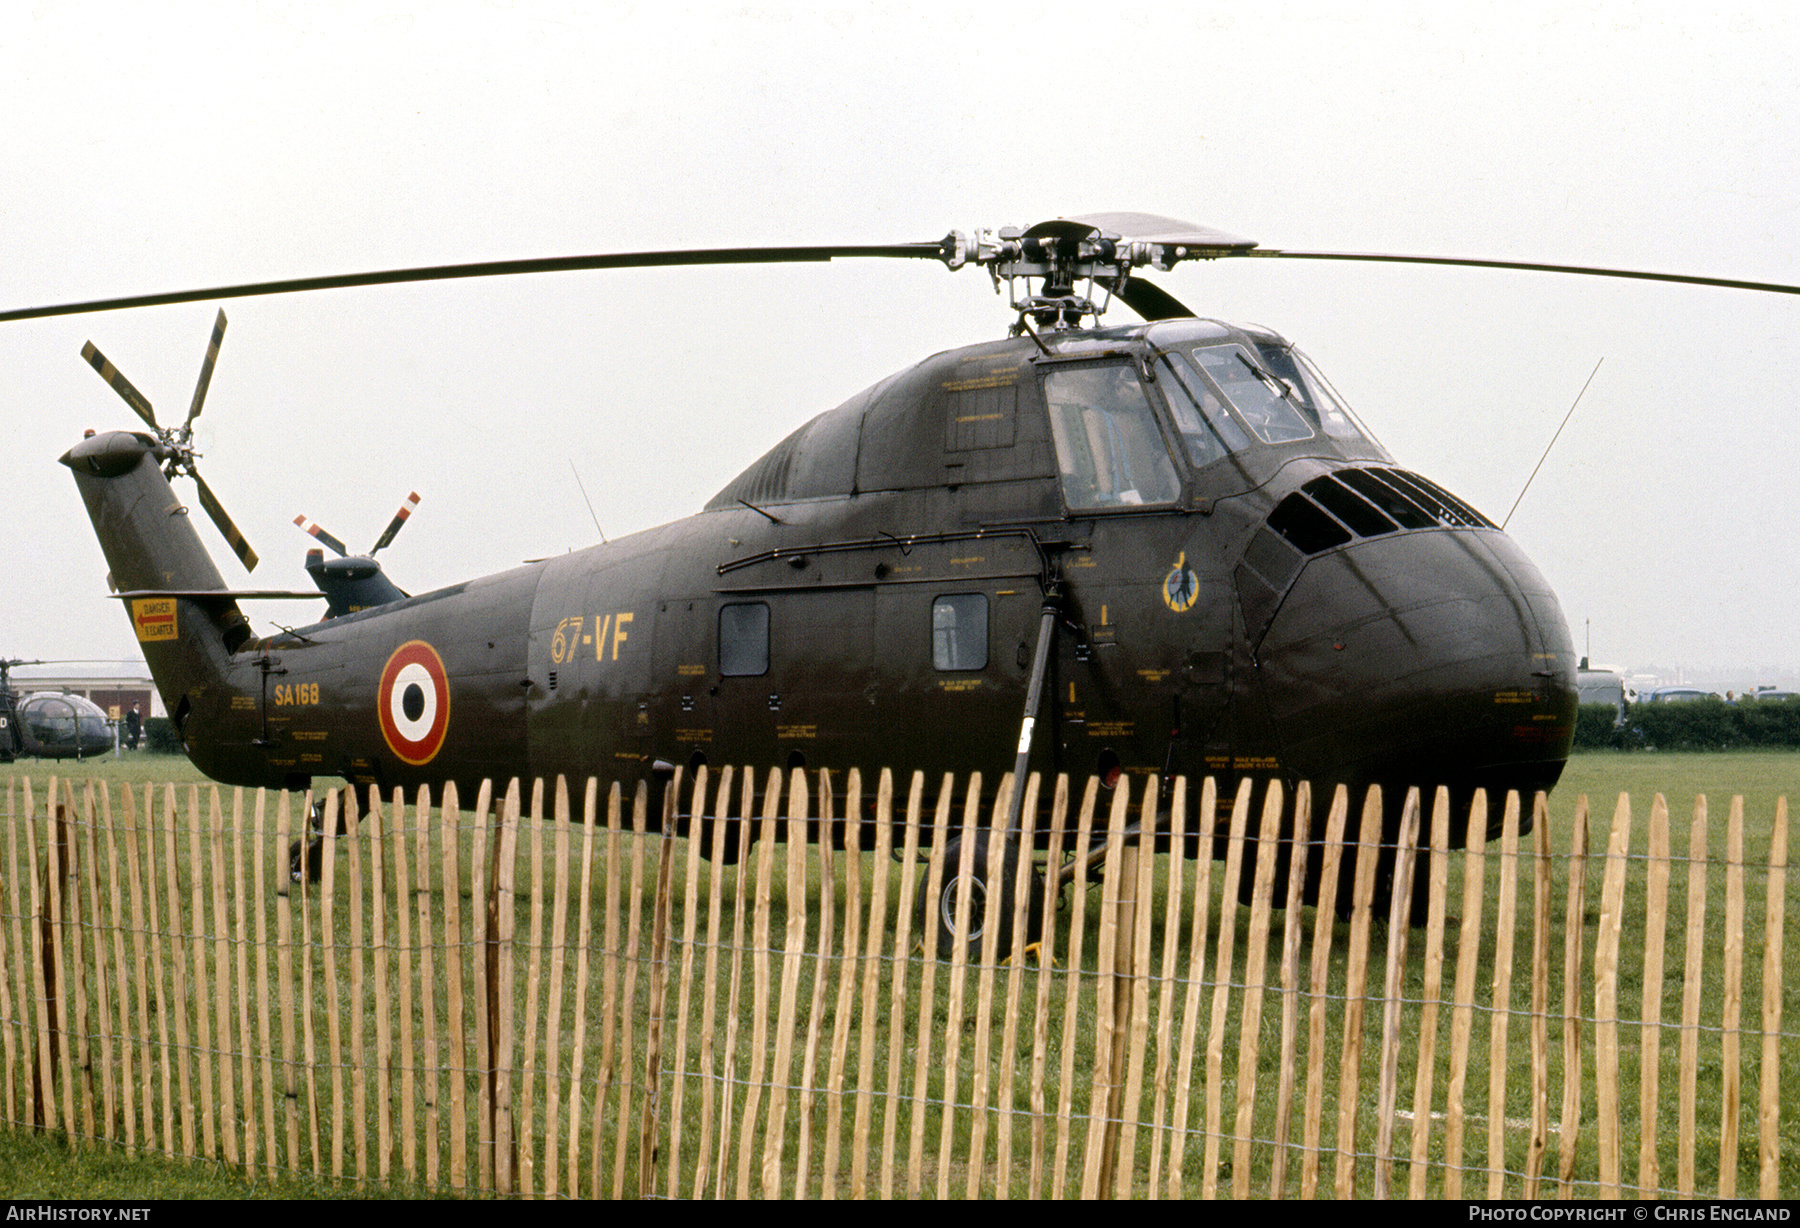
[63,429,258,773]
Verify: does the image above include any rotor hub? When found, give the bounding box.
[940,213,1258,331]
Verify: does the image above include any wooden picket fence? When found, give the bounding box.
[0,767,1791,1198]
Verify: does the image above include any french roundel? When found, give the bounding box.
[377,640,450,766]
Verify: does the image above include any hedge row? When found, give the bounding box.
[1574,696,1800,751]
[141,715,184,755]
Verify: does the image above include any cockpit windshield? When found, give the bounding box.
[1161,353,1250,468]
[1253,342,1373,444]
[1191,345,1316,444]
[1152,337,1377,470]
[22,695,77,742]
[1041,332,1385,510]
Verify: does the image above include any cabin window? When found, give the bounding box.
[718,602,770,676]
[1190,345,1316,445]
[1044,363,1181,511]
[932,594,988,671]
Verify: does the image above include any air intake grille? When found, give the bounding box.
[1273,466,1496,557]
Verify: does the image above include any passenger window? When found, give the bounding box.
[932,594,988,671]
[718,602,769,676]
[1044,363,1181,511]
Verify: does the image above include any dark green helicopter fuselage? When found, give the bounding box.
[65,316,1577,850]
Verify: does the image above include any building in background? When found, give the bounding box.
[10,661,161,722]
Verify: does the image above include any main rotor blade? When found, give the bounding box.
[194,472,258,572]
[1067,213,1257,251]
[293,515,348,558]
[79,342,158,429]
[1117,276,1196,321]
[370,491,420,555]
[1241,248,1800,296]
[1,242,952,322]
[184,309,227,432]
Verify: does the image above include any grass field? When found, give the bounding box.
[2,749,1794,1199]
[3,749,211,790]
[36,742,1798,824]
[1560,749,1797,841]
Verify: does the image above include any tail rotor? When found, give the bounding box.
[79,309,259,572]
[293,491,421,560]
[291,494,421,618]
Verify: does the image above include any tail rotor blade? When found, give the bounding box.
[293,515,349,558]
[370,491,421,554]
[194,472,259,572]
[80,342,159,430]
[184,309,228,434]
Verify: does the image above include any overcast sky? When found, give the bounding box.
[3,1,1796,688]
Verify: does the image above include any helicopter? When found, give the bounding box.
[0,658,116,762]
[26,211,1800,915]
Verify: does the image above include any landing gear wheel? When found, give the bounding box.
[921,831,1042,961]
[289,835,324,884]
[289,797,329,884]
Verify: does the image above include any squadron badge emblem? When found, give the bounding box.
[1162,552,1199,613]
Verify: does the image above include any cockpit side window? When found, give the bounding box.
[1191,345,1316,445]
[1044,363,1181,511]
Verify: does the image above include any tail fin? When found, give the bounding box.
[62,430,253,728]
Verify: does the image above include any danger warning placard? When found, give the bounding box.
[131,597,178,642]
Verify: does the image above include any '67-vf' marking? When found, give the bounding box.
[549,612,634,665]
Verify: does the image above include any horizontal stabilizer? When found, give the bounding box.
[111,588,322,601]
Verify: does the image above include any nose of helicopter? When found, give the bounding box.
[1246,525,1577,828]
